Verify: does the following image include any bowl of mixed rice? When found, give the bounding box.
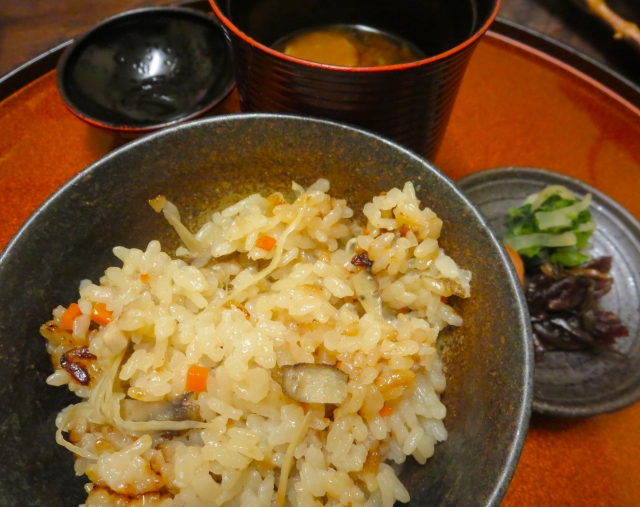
[0,114,532,507]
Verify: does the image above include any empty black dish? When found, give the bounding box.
[57,6,235,131]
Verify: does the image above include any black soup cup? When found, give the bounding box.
[210,0,500,159]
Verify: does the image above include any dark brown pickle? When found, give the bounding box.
[526,256,628,356]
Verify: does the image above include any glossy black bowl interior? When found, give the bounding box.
[57,7,234,130]
[225,0,495,58]
[0,115,531,506]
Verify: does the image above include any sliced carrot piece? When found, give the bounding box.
[91,303,113,326]
[139,273,150,283]
[505,244,525,286]
[255,234,277,251]
[379,404,394,417]
[62,303,83,331]
[186,365,209,393]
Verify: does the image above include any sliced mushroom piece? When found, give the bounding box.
[352,269,382,317]
[351,252,373,269]
[276,364,348,404]
[60,346,97,386]
[121,393,200,422]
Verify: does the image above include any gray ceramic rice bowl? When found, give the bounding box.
[0,114,531,507]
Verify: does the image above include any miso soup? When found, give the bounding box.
[273,25,425,67]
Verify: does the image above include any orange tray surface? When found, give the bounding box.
[1,31,640,506]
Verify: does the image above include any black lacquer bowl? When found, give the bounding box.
[56,6,234,132]
[0,115,531,506]
[209,0,500,159]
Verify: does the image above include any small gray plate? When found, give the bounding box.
[457,167,640,417]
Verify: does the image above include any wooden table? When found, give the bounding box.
[1,0,640,86]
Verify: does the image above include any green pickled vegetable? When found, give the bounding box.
[504,185,595,269]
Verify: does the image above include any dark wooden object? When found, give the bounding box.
[500,0,640,85]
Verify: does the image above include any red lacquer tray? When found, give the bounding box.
[1,15,640,507]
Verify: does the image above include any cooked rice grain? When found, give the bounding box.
[41,180,471,507]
